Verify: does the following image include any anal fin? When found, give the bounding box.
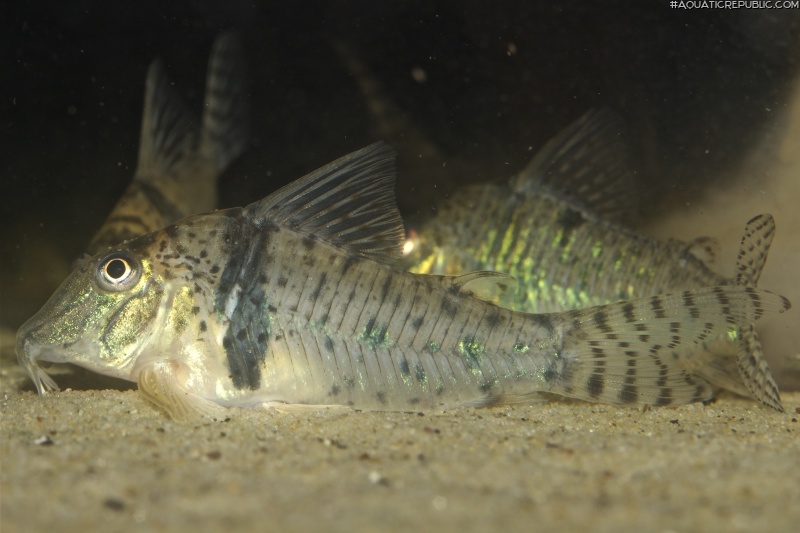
[736,325,784,412]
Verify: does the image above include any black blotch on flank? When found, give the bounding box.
[277,276,288,287]
[411,316,424,330]
[376,391,387,405]
[400,358,411,376]
[330,384,341,396]
[210,265,220,274]
[199,320,207,333]
[224,284,270,391]
[324,336,334,352]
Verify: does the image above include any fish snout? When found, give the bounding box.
[15,324,60,395]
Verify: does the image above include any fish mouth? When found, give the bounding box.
[16,338,61,395]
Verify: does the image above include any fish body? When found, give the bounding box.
[401,110,786,411]
[16,144,790,419]
[86,32,249,254]
[402,109,729,312]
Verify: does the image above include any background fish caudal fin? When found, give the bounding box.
[85,32,250,255]
[551,286,790,408]
[733,214,784,411]
[202,32,250,175]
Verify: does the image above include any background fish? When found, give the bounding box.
[16,144,791,420]
[400,110,787,411]
[86,32,250,255]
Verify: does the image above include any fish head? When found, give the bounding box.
[16,239,166,394]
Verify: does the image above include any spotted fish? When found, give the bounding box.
[399,110,788,411]
[86,32,250,255]
[335,49,788,412]
[16,143,791,420]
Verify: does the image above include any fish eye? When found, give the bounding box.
[96,252,141,291]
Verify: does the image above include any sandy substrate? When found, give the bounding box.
[1,327,799,533]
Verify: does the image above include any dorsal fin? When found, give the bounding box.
[735,213,775,287]
[432,271,518,307]
[245,142,405,263]
[510,108,638,224]
[137,59,199,179]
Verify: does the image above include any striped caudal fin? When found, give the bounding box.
[732,214,784,411]
[202,32,250,173]
[554,285,791,408]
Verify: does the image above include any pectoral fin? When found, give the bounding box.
[137,361,226,421]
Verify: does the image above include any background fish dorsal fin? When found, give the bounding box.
[137,59,199,180]
[433,271,518,307]
[245,142,405,263]
[510,108,638,224]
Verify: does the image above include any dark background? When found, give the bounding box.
[2,1,799,329]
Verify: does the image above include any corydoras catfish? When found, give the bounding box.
[400,110,788,411]
[334,47,787,412]
[86,32,250,254]
[16,144,790,420]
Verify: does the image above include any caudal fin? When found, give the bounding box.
[553,285,791,408]
[732,214,784,411]
[202,32,250,173]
